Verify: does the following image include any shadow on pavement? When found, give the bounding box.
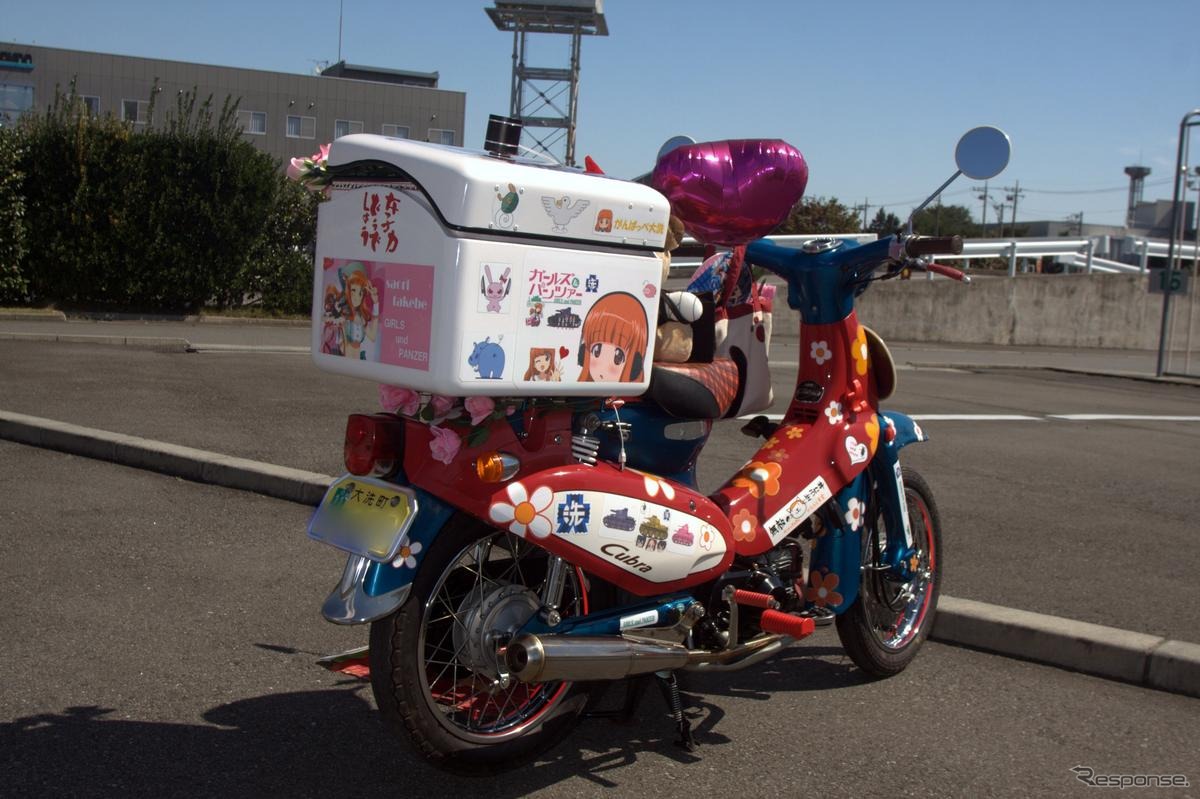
[1,647,866,796]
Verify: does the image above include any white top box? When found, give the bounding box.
[311,135,671,397]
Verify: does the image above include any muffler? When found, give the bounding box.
[505,634,690,682]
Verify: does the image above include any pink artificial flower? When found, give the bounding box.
[286,157,305,182]
[316,142,330,163]
[464,396,495,425]
[379,384,421,417]
[429,394,458,419]
[428,425,462,465]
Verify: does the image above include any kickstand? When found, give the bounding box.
[582,674,650,723]
[655,670,697,753]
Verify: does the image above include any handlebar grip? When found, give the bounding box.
[905,235,963,257]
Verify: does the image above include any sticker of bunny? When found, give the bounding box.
[479,263,512,314]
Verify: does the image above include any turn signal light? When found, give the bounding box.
[475,452,520,482]
[344,414,403,476]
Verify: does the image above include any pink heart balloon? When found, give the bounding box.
[652,139,808,247]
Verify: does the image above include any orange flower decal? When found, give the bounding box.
[865,414,880,456]
[805,570,843,608]
[766,449,789,463]
[732,460,783,498]
[731,508,758,542]
[851,326,870,377]
[785,426,805,440]
[763,436,780,450]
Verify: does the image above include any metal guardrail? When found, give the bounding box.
[669,234,1200,279]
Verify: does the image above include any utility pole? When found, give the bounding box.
[993,202,1007,237]
[852,198,871,231]
[1004,180,1025,237]
[973,182,990,234]
[1066,212,1083,236]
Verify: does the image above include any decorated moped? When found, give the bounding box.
[302,123,1011,772]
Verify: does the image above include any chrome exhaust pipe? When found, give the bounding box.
[505,634,690,682]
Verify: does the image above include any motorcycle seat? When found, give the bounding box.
[645,357,740,420]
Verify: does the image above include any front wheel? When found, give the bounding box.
[835,466,942,677]
[369,516,598,773]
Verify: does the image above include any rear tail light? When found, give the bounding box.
[344,414,404,476]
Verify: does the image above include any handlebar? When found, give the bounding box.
[904,235,963,257]
[923,262,970,282]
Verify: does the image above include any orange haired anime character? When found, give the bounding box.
[578,292,648,383]
[339,262,379,360]
[524,347,562,381]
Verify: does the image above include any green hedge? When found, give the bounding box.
[5,88,319,313]
[0,127,27,303]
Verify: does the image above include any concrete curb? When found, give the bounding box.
[0,332,190,352]
[932,596,1199,698]
[2,408,1197,699]
[0,309,67,321]
[0,410,331,506]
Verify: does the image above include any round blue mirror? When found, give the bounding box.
[955,126,1011,180]
[657,135,696,164]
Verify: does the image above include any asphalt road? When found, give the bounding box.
[2,341,1197,640]
[2,444,1197,798]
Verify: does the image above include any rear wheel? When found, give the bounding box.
[835,466,942,677]
[370,516,597,773]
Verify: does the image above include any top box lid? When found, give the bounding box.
[326,134,670,251]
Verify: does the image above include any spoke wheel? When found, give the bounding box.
[836,467,942,678]
[370,515,598,773]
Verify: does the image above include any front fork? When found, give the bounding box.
[808,414,922,615]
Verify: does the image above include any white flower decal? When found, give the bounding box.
[391,538,423,569]
[844,497,865,531]
[488,481,554,539]
[825,401,844,426]
[699,526,715,551]
[913,422,926,441]
[810,340,832,365]
[642,474,677,501]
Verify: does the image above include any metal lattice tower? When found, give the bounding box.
[1124,165,1151,228]
[485,2,608,167]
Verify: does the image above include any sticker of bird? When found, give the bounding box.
[541,195,590,233]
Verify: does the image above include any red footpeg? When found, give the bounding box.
[733,589,778,609]
[758,610,816,639]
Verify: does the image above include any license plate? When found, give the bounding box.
[308,476,418,562]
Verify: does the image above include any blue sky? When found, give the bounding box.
[5,0,1199,227]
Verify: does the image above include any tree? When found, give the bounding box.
[0,127,26,303]
[774,196,861,235]
[907,203,978,238]
[867,207,902,237]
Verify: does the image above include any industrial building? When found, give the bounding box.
[0,42,466,164]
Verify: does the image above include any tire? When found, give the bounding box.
[835,466,942,678]
[369,515,602,773]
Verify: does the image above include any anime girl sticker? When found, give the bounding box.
[338,262,379,360]
[524,347,563,381]
[320,285,345,355]
[578,291,648,383]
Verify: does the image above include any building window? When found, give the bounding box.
[334,119,363,139]
[71,95,100,117]
[237,110,267,135]
[382,123,409,139]
[0,83,34,126]
[428,128,455,146]
[121,99,149,124]
[286,115,316,139]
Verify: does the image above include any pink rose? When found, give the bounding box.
[316,142,330,163]
[429,394,458,419]
[379,384,421,417]
[286,157,305,182]
[428,425,462,465]
[464,396,495,425]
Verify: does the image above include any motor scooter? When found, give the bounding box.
[306,125,1011,772]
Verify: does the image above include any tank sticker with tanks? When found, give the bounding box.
[543,489,725,582]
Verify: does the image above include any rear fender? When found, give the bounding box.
[320,486,456,625]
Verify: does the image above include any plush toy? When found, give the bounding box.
[655,215,711,363]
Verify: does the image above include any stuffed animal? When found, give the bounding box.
[655,215,710,363]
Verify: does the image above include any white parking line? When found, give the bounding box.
[1047,414,1200,422]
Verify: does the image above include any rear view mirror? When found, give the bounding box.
[955,126,1011,180]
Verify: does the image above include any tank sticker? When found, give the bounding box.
[763,475,833,545]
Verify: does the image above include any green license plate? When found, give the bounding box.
[308,476,417,562]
